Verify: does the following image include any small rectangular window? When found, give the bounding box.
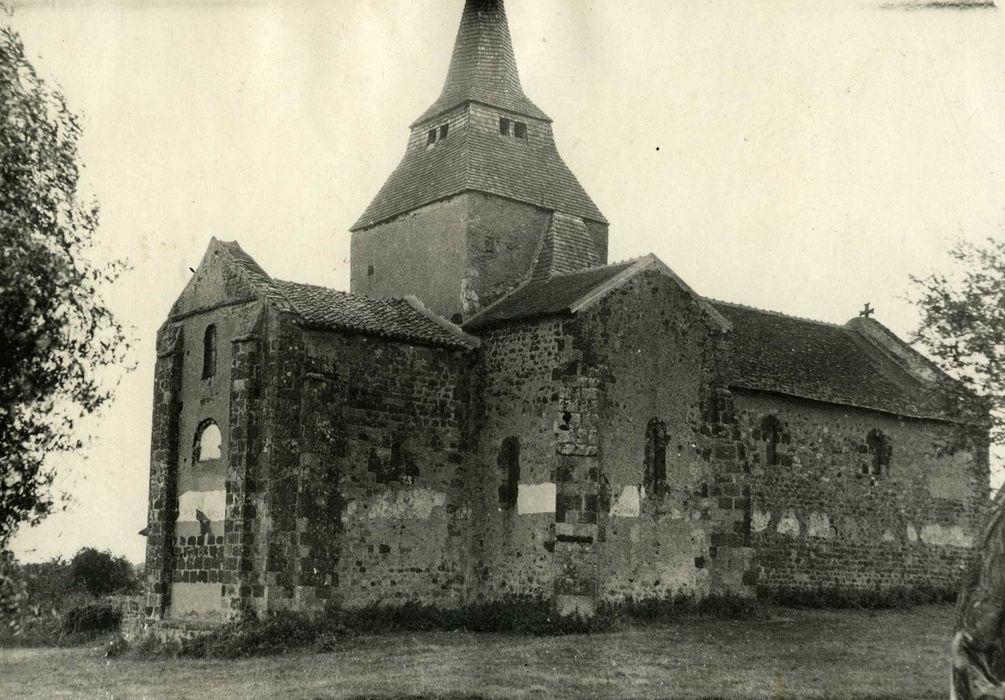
[439,123,449,140]
[514,122,527,139]
[499,117,510,135]
[426,129,437,146]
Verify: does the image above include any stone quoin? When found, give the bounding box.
[141,0,989,624]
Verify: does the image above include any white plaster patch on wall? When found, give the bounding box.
[920,523,973,548]
[776,511,800,537]
[751,509,771,533]
[610,485,640,517]
[906,524,918,543]
[517,482,556,515]
[178,490,226,522]
[807,512,833,539]
[345,488,446,520]
[882,529,896,542]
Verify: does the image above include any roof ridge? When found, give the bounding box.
[705,297,847,329]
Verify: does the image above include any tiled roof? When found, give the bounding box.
[530,213,603,282]
[708,300,954,420]
[465,261,635,329]
[352,122,606,230]
[277,280,476,349]
[413,0,548,126]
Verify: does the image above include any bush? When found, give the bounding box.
[600,590,760,622]
[61,601,122,636]
[758,584,957,610]
[68,548,137,597]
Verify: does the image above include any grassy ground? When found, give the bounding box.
[1,604,954,699]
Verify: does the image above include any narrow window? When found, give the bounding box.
[644,419,668,494]
[514,122,527,139]
[426,128,437,146]
[498,437,520,508]
[439,123,449,140]
[367,264,375,277]
[867,429,891,476]
[499,117,510,136]
[194,421,222,462]
[761,415,782,466]
[202,325,217,379]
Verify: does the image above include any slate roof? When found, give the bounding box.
[352,111,606,230]
[413,0,548,126]
[351,0,606,231]
[202,241,475,350]
[530,213,604,283]
[277,281,476,349]
[708,300,954,420]
[465,261,634,330]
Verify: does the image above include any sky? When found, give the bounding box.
[7,0,1004,563]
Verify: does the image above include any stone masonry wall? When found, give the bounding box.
[474,318,573,603]
[572,269,753,603]
[734,390,987,592]
[299,329,477,609]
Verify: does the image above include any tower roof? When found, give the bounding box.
[413,0,549,126]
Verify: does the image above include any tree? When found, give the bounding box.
[68,547,136,597]
[910,237,1004,446]
[0,25,128,548]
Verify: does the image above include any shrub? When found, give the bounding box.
[61,601,121,636]
[758,584,957,610]
[68,548,137,597]
[599,590,760,622]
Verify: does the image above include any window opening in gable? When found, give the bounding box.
[644,419,668,494]
[499,117,510,136]
[202,325,217,379]
[866,429,891,476]
[514,121,527,139]
[439,123,449,140]
[498,436,520,508]
[761,415,782,466]
[194,421,222,463]
[426,128,437,147]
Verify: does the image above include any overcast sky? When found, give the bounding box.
[7,0,1004,562]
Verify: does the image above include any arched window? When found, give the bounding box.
[761,415,782,466]
[498,437,520,508]
[194,421,222,462]
[866,429,891,476]
[202,325,217,379]
[644,419,668,493]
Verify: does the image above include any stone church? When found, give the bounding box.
[142,0,988,622]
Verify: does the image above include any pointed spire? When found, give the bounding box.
[413,0,549,126]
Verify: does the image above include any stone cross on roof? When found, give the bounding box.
[859,302,875,318]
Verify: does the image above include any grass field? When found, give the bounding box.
[0,605,955,699]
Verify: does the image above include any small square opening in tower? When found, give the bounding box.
[499,117,510,136]
[439,123,449,140]
[367,264,375,277]
[514,122,527,139]
[426,129,437,146]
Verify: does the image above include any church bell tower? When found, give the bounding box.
[350,0,608,322]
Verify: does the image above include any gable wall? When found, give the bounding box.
[734,389,987,593]
[573,268,752,602]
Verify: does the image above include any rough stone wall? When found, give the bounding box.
[463,192,553,316]
[473,319,574,602]
[572,269,753,603]
[143,324,184,619]
[298,330,477,609]
[734,390,987,592]
[350,195,470,319]
[164,302,264,620]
